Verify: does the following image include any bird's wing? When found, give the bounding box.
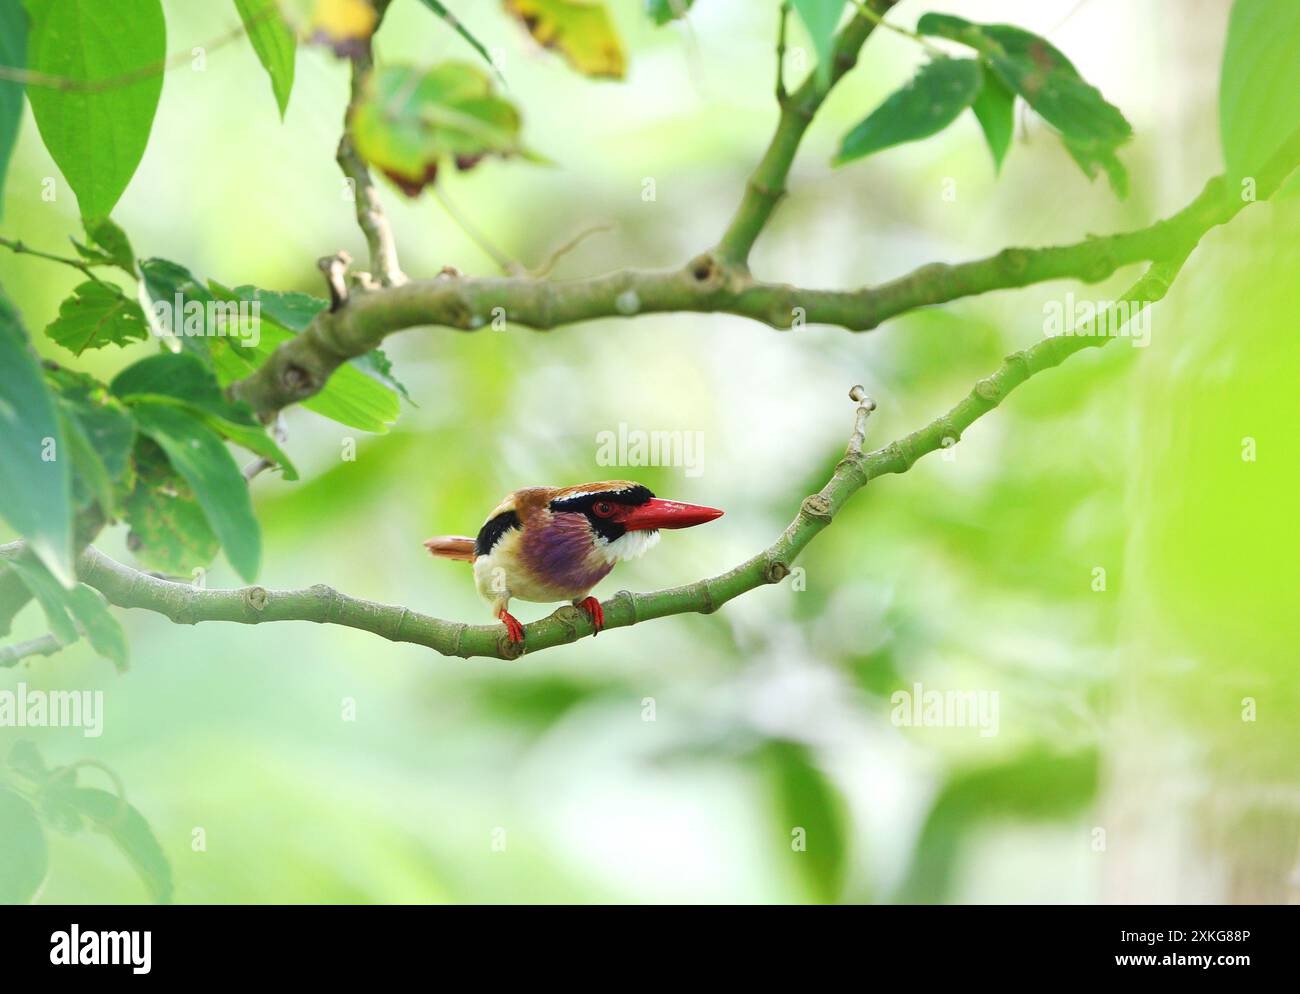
[423,536,476,562]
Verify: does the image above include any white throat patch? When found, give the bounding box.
[598,529,661,563]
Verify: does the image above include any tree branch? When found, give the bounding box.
[336,2,405,288]
[72,253,1183,661]
[228,128,1296,424]
[0,633,64,667]
[716,0,900,267]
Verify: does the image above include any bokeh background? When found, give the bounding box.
[2,0,1296,903]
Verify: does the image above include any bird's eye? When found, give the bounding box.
[593,501,615,517]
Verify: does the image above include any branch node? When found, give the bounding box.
[695,580,717,614]
[319,252,352,311]
[801,494,832,521]
[243,586,268,612]
[1082,251,1117,283]
[885,441,913,472]
[310,583,341,621]
[765,560,790,584]
[282,363,315,396]
[555,604,583,632]
[615,589,638,624]
[688,253,722,285]
[998,247,1030,277]
[974,377,1002,403]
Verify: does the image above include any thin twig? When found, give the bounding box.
[776,2,791,105]
[715,1,901,266]
[0,236,111,284]
[529,224,614,278]
[432,183,521,275]
[337,15,407,288]
[847,0,946,56]
[845,385,877,458]
[0,633,64,668]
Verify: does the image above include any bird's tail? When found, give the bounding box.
[423,535,476,562]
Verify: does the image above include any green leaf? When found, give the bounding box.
[54,787,172,903]
[64,583,128,672]
[5,550,78,645]
[1220,0,1300,187]
[58,405,118,515]
[502,0,627,79]
[130,394,299,481]
[121,344,303,471]
[24,0,166,219]
[4,551,128,669]
[234,0,296,118]
[111,351,258,426]
[0,787,47,903]
[764,740,847,903]
[193,409,297,481]
[81,216,135,272]
[351,347,413,403]
[414,0,500,78]
[0,288,73,585]
[130,401,261,581]
[896,748,1097,902]
[228,285,326,331]
[352,62,530,197]
[834,58,983,165]
[647,0,694,25]
[971,68,1015,172]
[917,14,1131,196]
[45,280,150,356]
[792,0,845,87]
[0,0,27,219]
[48,368,137,483]
[138,257,219,362]
[8,740,50,785]
[123,438,221,575]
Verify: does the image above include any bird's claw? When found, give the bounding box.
[497,609,525,645]
[576,596,604,636]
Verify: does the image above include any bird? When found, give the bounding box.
[424,481,723,644]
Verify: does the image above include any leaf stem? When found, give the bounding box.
[432,183,520,275]
[846,0,946,56]
[0,235,110,284]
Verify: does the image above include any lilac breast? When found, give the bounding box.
[520,513,614,594]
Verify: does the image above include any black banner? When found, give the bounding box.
[0,905,1289,980]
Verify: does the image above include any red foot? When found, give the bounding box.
[497,609,525,644]
[577,596,604,635]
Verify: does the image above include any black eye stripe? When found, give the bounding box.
[548,485,654,515]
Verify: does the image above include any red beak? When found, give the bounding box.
[620,498,724,531]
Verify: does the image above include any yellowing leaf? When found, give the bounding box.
[351,62,528,196]
[294,0,377,57]
[503,0,626,79]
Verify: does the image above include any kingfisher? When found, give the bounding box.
[424,481,724,643]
